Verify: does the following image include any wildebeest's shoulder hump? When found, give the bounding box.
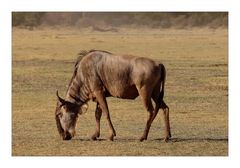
[88,49,112,55]
[75,50,111,67]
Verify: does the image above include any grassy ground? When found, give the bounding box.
[12,27,228,156]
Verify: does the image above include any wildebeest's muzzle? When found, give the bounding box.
[63,131,72,140]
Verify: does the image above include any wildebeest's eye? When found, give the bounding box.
[70,113,76,119]
[58,113,63,118]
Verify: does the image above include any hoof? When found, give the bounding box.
[164,137,170,142]
[91,136,97,141]
[109,134,116,141]
[91,132,100,141]
[139,137,147,142]
[109,136,114,141]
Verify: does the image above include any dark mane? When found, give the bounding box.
[88,49,112,55]
[66,52,84,92]
[67,50,112,92]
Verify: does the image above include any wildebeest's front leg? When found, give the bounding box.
[94,90,116,141]
[91,103,102,140]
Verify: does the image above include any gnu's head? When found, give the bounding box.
[55,90,88,140]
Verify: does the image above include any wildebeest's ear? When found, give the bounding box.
[56,90,65,105]
[79,103,88,114]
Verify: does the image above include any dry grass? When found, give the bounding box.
[12,27,228,156]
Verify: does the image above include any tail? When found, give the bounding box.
[159,63,166,101]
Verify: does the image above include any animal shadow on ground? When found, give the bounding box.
[72,138,107,142]
[71,137,227,143]
[155,137,228,143]
[71,137,228,143]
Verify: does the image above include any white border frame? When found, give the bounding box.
[1,0,240,168]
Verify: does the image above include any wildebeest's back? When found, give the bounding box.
[78,51,160,99]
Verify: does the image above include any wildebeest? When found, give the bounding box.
[55,50,171,142]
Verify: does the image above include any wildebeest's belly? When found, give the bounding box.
[107,84,139,99]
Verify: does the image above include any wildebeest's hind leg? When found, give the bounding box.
[94,90,116,141]
[152,83,171,142]
[160,101,171,142]
[137,86,155,142]
[91,103,102,140]
[150,84,162,127]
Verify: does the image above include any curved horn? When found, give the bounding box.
[56,90,65,104]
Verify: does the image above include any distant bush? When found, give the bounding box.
[12,12,45,28]
[12,12,228,29]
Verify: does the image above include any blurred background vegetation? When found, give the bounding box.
[12,12,228,29]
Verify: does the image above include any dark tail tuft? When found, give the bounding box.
[159,63,166,101]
